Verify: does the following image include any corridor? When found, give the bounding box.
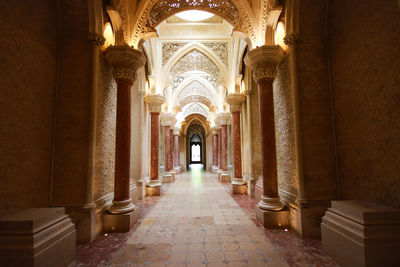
[73,166,337,267]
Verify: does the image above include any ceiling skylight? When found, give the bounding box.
[175,10,214,22]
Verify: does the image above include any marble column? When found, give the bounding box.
[104,46,144,216]
[173,128,181,173]
[226,94,247,194]
[245,45,288,228]
[212,127,218,168]
[215,113,231,182]
[160,113,176,182]
[164,126,171,171]
[169,128,174,171]
[218,128,222,170]
[144,94,165,196]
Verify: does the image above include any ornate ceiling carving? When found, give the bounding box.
[171,49,221,81]
[201,42,228,67]
[149,0,239,26]
[183,103,209,118]
[130,0,257,47]
[176,80,214,103]
[162,42,188,65]
[179,95,212,109]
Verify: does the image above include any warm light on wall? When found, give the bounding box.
[102,23,115,50]
[274,22,288,50]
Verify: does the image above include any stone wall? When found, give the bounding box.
[328,0,400,208]
[274,55,298,201]
[0,1,58,214]
[94,54,116,202]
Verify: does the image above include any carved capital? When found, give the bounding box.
[160,113,176,127]
[215,112,230,126]
[211,125,219,135]
[225,93,246,113]
[245,45,285,82]
[144,94,165,113]
[88,32,105,46]
[284,33,299,47]
[104,46,145,82]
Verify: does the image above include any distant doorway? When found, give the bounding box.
[190,134,202,164]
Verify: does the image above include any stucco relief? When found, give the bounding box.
[176,80,214,102]
[201,42,228,67]
[273,56,298,198]
[162,42,188,65]
[171,49,222,81]
[94,56,117,201]
[183,103,208,118]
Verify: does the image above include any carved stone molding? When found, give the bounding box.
[215,112,231,126]
[225,93,246,112]
[284,33,300,47]
[179,95,212,109]
[104,46,145,81]
[244,45,284,82]
[183,103,208,119]
[160,113,176,126]
[149,0,239,26]
[162,42,188,65]
[88,32,106,46]
[144,94,166,113]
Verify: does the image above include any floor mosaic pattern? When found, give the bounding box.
[73,165,338,266]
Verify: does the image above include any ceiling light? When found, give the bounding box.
[175,10,214,22]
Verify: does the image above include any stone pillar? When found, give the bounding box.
[173,128,181,173]
[160,113,176,183]
[164,126,171,171]
[245,45,289,228]
[215,113,231,182]
[226,94,247,194]
[218,128,222,169]
[144,94,165,196]
[211,126,218,170]
[103,46,144,231]
[169,128,174,170]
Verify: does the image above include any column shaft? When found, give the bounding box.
[218,128,222,169]
[169,129,174,169]
[232,111,242,178]
[258,78,279,198]
[212,134,218,166]
[221,124,228,171]
[174,135,180,167]
[114,79,132,202]
[150,113,160,180]
[164,126,171,171]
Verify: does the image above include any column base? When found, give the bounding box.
[145,180,162,196]
[232,184,248,195]
[162,172,174,183]
[258,196,285,211]
[212,166,220,173]
[173,166,181,174]
[108,199,135,214]
[245,176,256,197]
[218,171,231,182]
[103,208,140,233]
[255,205,289,229]
[136,177,149,200]
[0,208,76,267]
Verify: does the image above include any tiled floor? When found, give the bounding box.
[73,164,338,267]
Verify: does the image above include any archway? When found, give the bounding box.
[189,134,202,164]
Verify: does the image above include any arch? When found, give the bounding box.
[162,42,229,88]
[183,103,209,119]
[186,122,207,169]
[129,0,257,48]
[189,134,202,164]
[179,95,212,109]
[172,75,220,108]
[176,80,214,105]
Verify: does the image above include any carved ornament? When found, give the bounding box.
[104,46,145,81]
[215,112,231,126]
[144,94,166,113]
[244,45,284,82]
[88,32,106,46]
[284,33,299,47]
[225,93,246,112]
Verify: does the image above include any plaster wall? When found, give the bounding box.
[328,0,400,208]
[51,0,93,205]
[249,72,262,180]
[0,1,58,214]
[295,0,338,201]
